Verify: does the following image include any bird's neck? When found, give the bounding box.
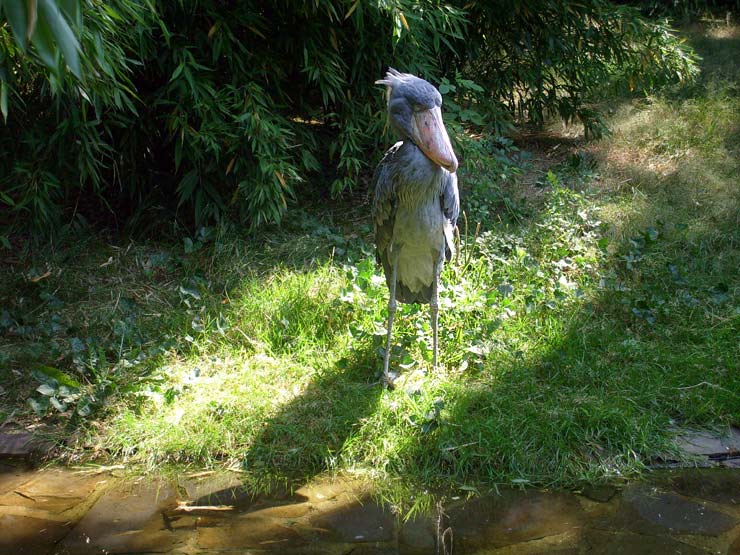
[391,140,446,200]
[397,140,444,177]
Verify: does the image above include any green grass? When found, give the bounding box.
[1,21,738,509]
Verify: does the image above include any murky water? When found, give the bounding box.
[0,462,738,554]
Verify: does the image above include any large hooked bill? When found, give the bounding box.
[412,106,458,173]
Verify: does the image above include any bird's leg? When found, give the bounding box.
[383,252,399,386]
[431,254,442,372]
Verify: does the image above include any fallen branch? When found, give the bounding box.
[174,502,235,512]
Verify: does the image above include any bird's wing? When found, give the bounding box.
[371,142,404,265]
[440,170,460,260]
[441,170,459,227]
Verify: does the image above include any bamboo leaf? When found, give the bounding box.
[274,170,286,188]
[30,9,57,71]
[58,0,80,29]
[225,156,236,175]
[4,0,29,50]
[344,0,359,19]
[170,62,184,82]
[27,0,37,38]
[0,80,7,123]
[37,0,81,78]
[398,11,409,31]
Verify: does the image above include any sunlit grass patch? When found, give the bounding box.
[599,24,740,246]
[230,264,353,357]
[105,353,316,467]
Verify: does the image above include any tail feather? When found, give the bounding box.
[396,281,431,304]
[379,251,432,304]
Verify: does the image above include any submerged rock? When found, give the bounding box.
[309,496,396,543]
[586,529,710,555]
[447,489,582,550]
[621,484,737,536]
[60,480,182,555]
[663,467,740,505]
[580,484,618,503]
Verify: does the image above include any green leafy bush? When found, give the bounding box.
[0,0,698,236]
[1,0,466,234]
[0,0,151,233]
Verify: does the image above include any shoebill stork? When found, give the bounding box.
[372,68,459,383]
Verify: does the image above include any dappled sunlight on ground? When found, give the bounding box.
[585,23,740,244]
[706,22,740,40]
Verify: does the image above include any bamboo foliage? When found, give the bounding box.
[0,1,697,235]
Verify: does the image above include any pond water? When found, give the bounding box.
[0,462,738,554]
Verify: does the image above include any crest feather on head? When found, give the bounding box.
[375,68,420,103]
[375,67,441,110]
[375,67,413,88]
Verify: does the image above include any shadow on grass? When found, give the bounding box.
[242,343,384,486]
[0,222,344,433]
[372,186,738,494]
[407,279,737,490]
[682,25,740,81]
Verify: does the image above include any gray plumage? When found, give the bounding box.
[371,68,460,381]
[372,141,459,303]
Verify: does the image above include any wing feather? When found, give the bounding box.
[371,142,404,268]
[440,170,460,260]
[441,170,459,227]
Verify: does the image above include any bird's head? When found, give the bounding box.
[376,68,458,173]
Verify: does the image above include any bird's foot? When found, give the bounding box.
[381,369,399,389]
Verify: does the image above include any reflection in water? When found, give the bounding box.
[0,463,738,554]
